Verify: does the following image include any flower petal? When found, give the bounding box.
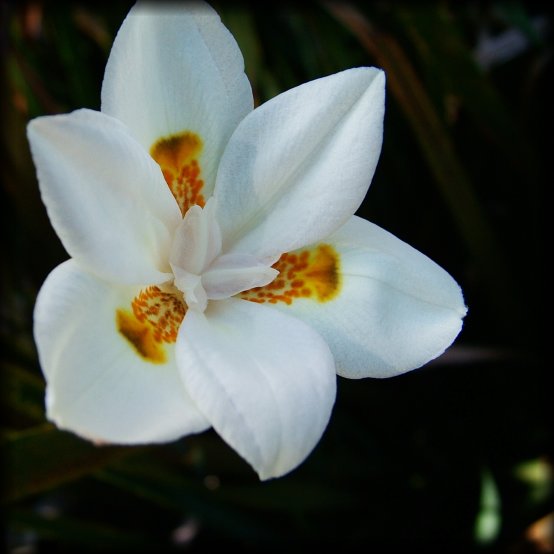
[101,1,253,198]
[214,67,385,261]
[246,216,467,378]
[28,109,181,285]
[176,298,336,479]
[34,260,209,443]
[202,253,278,300]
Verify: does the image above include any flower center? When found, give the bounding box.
[169,199,278,312]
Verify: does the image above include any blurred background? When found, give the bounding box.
[1,1,552,552]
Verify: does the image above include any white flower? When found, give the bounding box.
[28,2,467,480]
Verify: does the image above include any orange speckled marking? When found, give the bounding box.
[241,244,341,306]
[150,131,205,216]
[116,286,186,364]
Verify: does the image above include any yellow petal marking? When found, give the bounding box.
[116,286,186,364]
[240,244,341,305]
[150,131,205,216]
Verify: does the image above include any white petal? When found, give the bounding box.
[28,109,181,285]
[34,260,209,443]
[176,298,336,479]
[202,253,278,299]
[101,1,253,196]
[214,68,385,260]
[270,216,467,378]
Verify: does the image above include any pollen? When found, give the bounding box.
[150,131,205,216]
[116,286,186,364]
[240,244,341,306]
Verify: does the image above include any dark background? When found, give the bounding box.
[2,1,552,552]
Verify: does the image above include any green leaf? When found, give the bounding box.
[497,1,545,47]
[324,1,514,319]
[2,363,45,423]
[395,4,537,174]
[8,508,166,551]
[97,457,276,541]
[96,441,355,543]
[2,424,142,503]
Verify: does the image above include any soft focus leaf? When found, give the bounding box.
[97,458,276,541]
[324,2,513,319]
[96,446,354,545]
[2,425,142,503]
[2,363,45,424]
[8,508,165,551]
[395,6,526,156]
[474,468,502,544]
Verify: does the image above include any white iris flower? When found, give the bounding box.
[28,2,467,479]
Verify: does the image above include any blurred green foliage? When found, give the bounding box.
[1,1,552,552]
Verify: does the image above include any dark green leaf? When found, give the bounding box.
[2,363,45,423]
[2,424,142,503]
[8,508,166,552]
[324,1,515,321]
